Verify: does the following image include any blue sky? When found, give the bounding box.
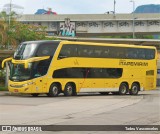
[0,0,160,14]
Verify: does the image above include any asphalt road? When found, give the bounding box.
[0,89,159,134]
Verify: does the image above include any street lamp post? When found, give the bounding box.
[130,0,135,39]
[9,0,12,28]
[7,0,12,50]
[113,0,116,16]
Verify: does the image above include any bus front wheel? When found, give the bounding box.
[64,83,76,96]
[48,83,60,97]
[129,83,139,95]
[119,83,128,95]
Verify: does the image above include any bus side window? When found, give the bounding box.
[78,46,87,57]
[94,49,102,58]
[88,49,94,57]
[145,49,155,59]
[83,49,88,57]
[107,68,122,78]
[127,48,137,59]
[109,47,116,58]
[103,49,110,58]
[36,43,57,57]
[149,51,155,59]
[59,45,78,59]
[137,49,144,59]
[118,47,126,59]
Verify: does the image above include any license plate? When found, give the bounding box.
[14,89,19,92]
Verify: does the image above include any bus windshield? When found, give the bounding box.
[10,58,51,81]
[10,63,32,81]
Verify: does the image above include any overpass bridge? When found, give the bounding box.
[17,13,160,36]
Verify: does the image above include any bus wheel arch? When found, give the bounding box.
[129,82,140,95]
[64,82,77,96]
[47,82,62,97]
[119,82,129,95]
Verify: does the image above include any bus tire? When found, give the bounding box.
[64,83,76,96]
[48,83,60,97]
[119,83,128,95]
[129,83,139,95]
[31,93,39,97]
[100,92,109,95]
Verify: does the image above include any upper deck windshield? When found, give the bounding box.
[14,41,60,60]
[14,43,37,60]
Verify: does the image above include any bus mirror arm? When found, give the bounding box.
[11,56,50,69]
[1,57,13,68]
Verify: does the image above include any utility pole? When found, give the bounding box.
[9,0,12,28]
[8,0,12,50]
[130,0,135,39]
[114,0,116,16]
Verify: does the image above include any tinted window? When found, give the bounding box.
[58,44,155,60]
[53,68,123,78]
[36,43,58,57]
[14,43,37,60]
[58,45,77,59]
[53,68,84,78]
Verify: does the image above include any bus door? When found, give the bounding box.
[79,68,92,92]
[104,68,121,91]
[32,61,49,93]
[89,68,105,92]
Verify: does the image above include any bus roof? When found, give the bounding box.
[60,40,156,49]
[21,40,61,45]
[21,40,156,50]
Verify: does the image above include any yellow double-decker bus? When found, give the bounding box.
[2,40,157,97]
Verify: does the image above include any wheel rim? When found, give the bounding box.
[121,85,127,94]
[132,85,138,94]
[52,86,58,95]
[67,86,73,95]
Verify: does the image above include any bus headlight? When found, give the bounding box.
[22,82,33,87]
[22,84,28,87]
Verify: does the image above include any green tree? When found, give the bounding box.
[0,11,18,49]
[12,22,47,43]
[0,21,8,46]
[0,11,48,49]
